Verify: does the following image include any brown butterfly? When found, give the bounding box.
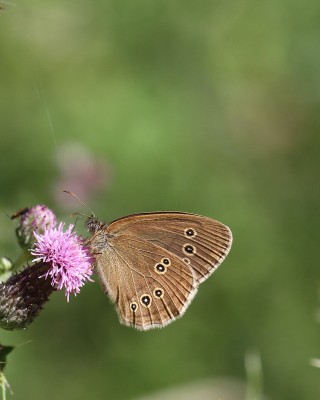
[86,212,232,330]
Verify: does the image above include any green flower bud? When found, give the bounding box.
[0,257,13,283]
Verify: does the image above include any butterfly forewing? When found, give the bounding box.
[90,212,232,330]
[107,212,232,283]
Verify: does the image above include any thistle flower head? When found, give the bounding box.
[0,261,54,330]
[31,223,94,301]
[14,205,57,248]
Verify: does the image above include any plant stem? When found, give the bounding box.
[1,373,6,400]
[245,349,263,400]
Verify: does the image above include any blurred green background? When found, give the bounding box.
[0,1,319,399]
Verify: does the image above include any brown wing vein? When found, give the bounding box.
[125,246,193,304]
[111,247,145,326]
[113,244,194,316]
[112,246,184,328]
[123,242,195,282]
[148,238,207,279]
[150,226,231,250]
[148,230,228,260]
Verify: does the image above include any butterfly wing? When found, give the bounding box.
[92,212,232,330]
[107,212,233,284]
[95,236,197,330]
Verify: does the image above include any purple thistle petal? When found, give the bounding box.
[31,223,94,301]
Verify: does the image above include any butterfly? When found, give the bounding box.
[86,211,232,330]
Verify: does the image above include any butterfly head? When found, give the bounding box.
[62,191,103,234]
[86,215,105,234]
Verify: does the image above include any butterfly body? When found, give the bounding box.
[87,212,232,331]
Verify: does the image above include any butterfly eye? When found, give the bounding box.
[184,228,197,237]
[140,294,152,308]
[183,244,196,255]
[161,258,171,266]
[155,263,167,274]
[130,302,138,312]
[153,288,164,299]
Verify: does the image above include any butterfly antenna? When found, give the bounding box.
[69,213,86,226]
[70,212,86,219]
[63,191,95,216]
[74,215,84,228]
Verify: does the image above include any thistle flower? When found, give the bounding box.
[0,262,54,330]
[31,223,94,301]
[13,205,57,249]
